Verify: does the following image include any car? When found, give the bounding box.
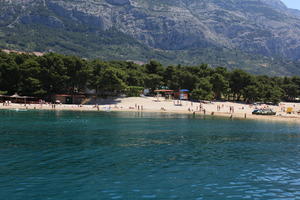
[252,109,276,115]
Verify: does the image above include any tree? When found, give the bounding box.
[164,66,180,90]
[242,85,260,103]
[229,69,253,100]
[214,67,228,77]
[0,56,20,94]
[178,70,199,91]
[37,53,69,95]
[88,59,110,93]
[97,67,127,95]
[145,60,164,75]
[63,56,90,94]
[19,58,45,96]
[190,89,214,101]
[210,73,229,100]
[191,78,214,100]
[144,74,163,93]
[126,70,145,87]
[125,86,144,97]
[282,83,299,101]
[197,64,213,78]
[262,85,283,104]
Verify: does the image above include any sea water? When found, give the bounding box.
[0,110,300,200]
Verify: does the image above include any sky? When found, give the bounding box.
[281,0,300,10]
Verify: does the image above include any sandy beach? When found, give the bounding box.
[1,97,300,123]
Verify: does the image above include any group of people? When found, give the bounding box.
[135,104,144,111]
[2,101,11,106]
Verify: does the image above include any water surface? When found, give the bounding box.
[0,110,300,200]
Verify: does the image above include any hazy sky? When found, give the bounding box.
[281,0,300,10]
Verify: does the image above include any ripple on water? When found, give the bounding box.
[111,196,122,199]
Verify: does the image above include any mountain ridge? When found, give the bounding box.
[1,0,300,75]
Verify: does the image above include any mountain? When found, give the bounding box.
[1,0,300,75]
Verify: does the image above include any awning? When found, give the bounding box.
[10,93,34,99]
[180,89,189,92]
[154,90,174,92]
[10,93,23,98]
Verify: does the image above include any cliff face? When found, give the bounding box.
[1,0,300,75]
[38,0,300,60]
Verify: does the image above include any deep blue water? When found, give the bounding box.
[0,110,300,200]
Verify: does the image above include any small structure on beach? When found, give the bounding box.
[52,94,86,104]
[173,89,189,100]
[154,90,174,100]
[8,93,35,104]
[179,89,189,100]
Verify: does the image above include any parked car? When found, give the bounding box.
[252,109,276,115]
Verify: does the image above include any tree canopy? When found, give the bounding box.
[0,50,299,104]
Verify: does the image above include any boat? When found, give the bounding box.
[252,108,276,115]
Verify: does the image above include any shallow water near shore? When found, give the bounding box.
[0,110,300,200]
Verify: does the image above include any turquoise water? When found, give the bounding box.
[0,110,300,200]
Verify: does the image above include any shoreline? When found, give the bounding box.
[1,97,300,123]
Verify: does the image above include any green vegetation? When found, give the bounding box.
[1,23,300,76]
[0,50,300,104]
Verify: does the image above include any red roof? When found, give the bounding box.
[154,90,174,92]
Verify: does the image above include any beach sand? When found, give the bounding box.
[1,97,300,123]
